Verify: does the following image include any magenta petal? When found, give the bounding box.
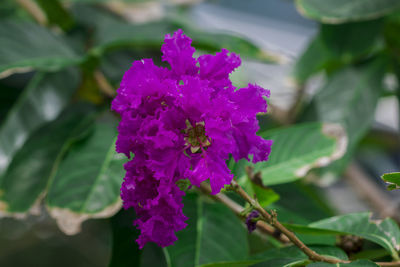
[186,149,233,195]
[113,29,273,249]
[161,29,198,77]
[198,48,241,88]
[112,59,170,113]
[232,84,270,115]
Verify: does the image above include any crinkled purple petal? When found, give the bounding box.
[113,29,273,248]
[198,48,241,88]
[161,29,198,77]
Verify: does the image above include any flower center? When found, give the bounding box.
[184,120,211,153]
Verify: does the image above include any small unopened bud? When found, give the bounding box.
[245,210,260,233]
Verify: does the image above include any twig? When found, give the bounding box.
[199,183,290,243]
[199,170,400,265]
[379,262,400,267]
[268,103,291,125]
[345,162,400,223]
[16,0,47,26]
[227,179,400,266]
[230,179,345,263]
[287,83,306,123]
[94,70,117,97]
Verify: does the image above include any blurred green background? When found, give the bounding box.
[1,0,400,266]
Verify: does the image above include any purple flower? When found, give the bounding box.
[246,210,260,233]
[112,29,273,248]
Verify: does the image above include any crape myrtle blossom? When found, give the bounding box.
[112,29,273,248]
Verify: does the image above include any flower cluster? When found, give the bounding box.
[112,29,272,248]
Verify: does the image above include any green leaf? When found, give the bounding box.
[0,69,80,177]
[292,35,333,83]
[35,0,75,30]
[164,193,249,267]
[0,82,23,124]
[0,0,33,21]
[381,172,400,190]
[251,245,347,267]
[307,259,379,266]
[180,28,277,64]
[141,243,347,267]
[352,249,390,261]
[109,208,141,267]
[0,104,95,214]
[140,244,168,267]
[239,122,346,186]
[270,204,336,247]
[296,0,400,23]
[306,57,386,174]
[252,184,280,208]
[293,20,382,83]
[320,20,383,61]
[0,20,82,77]
[71,5,276,63]
[268,182,336,246]
[237,174,280,208]
[388,184,398,190]
[384,12,400,63]
[199,260,263,267]
[286,213,400,260]
[64,0,170,3]
[271,182,334,223]
[99,50,139,84]
[283,223,341,236]
[46,121,125,234]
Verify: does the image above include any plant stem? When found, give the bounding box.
[94,70,116,97]
[230,179,346,264]
[345,163,400,223]
[199,183,290,243]
[379,262,400,267]
[287,83,306,123]
[200,179,400,266]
